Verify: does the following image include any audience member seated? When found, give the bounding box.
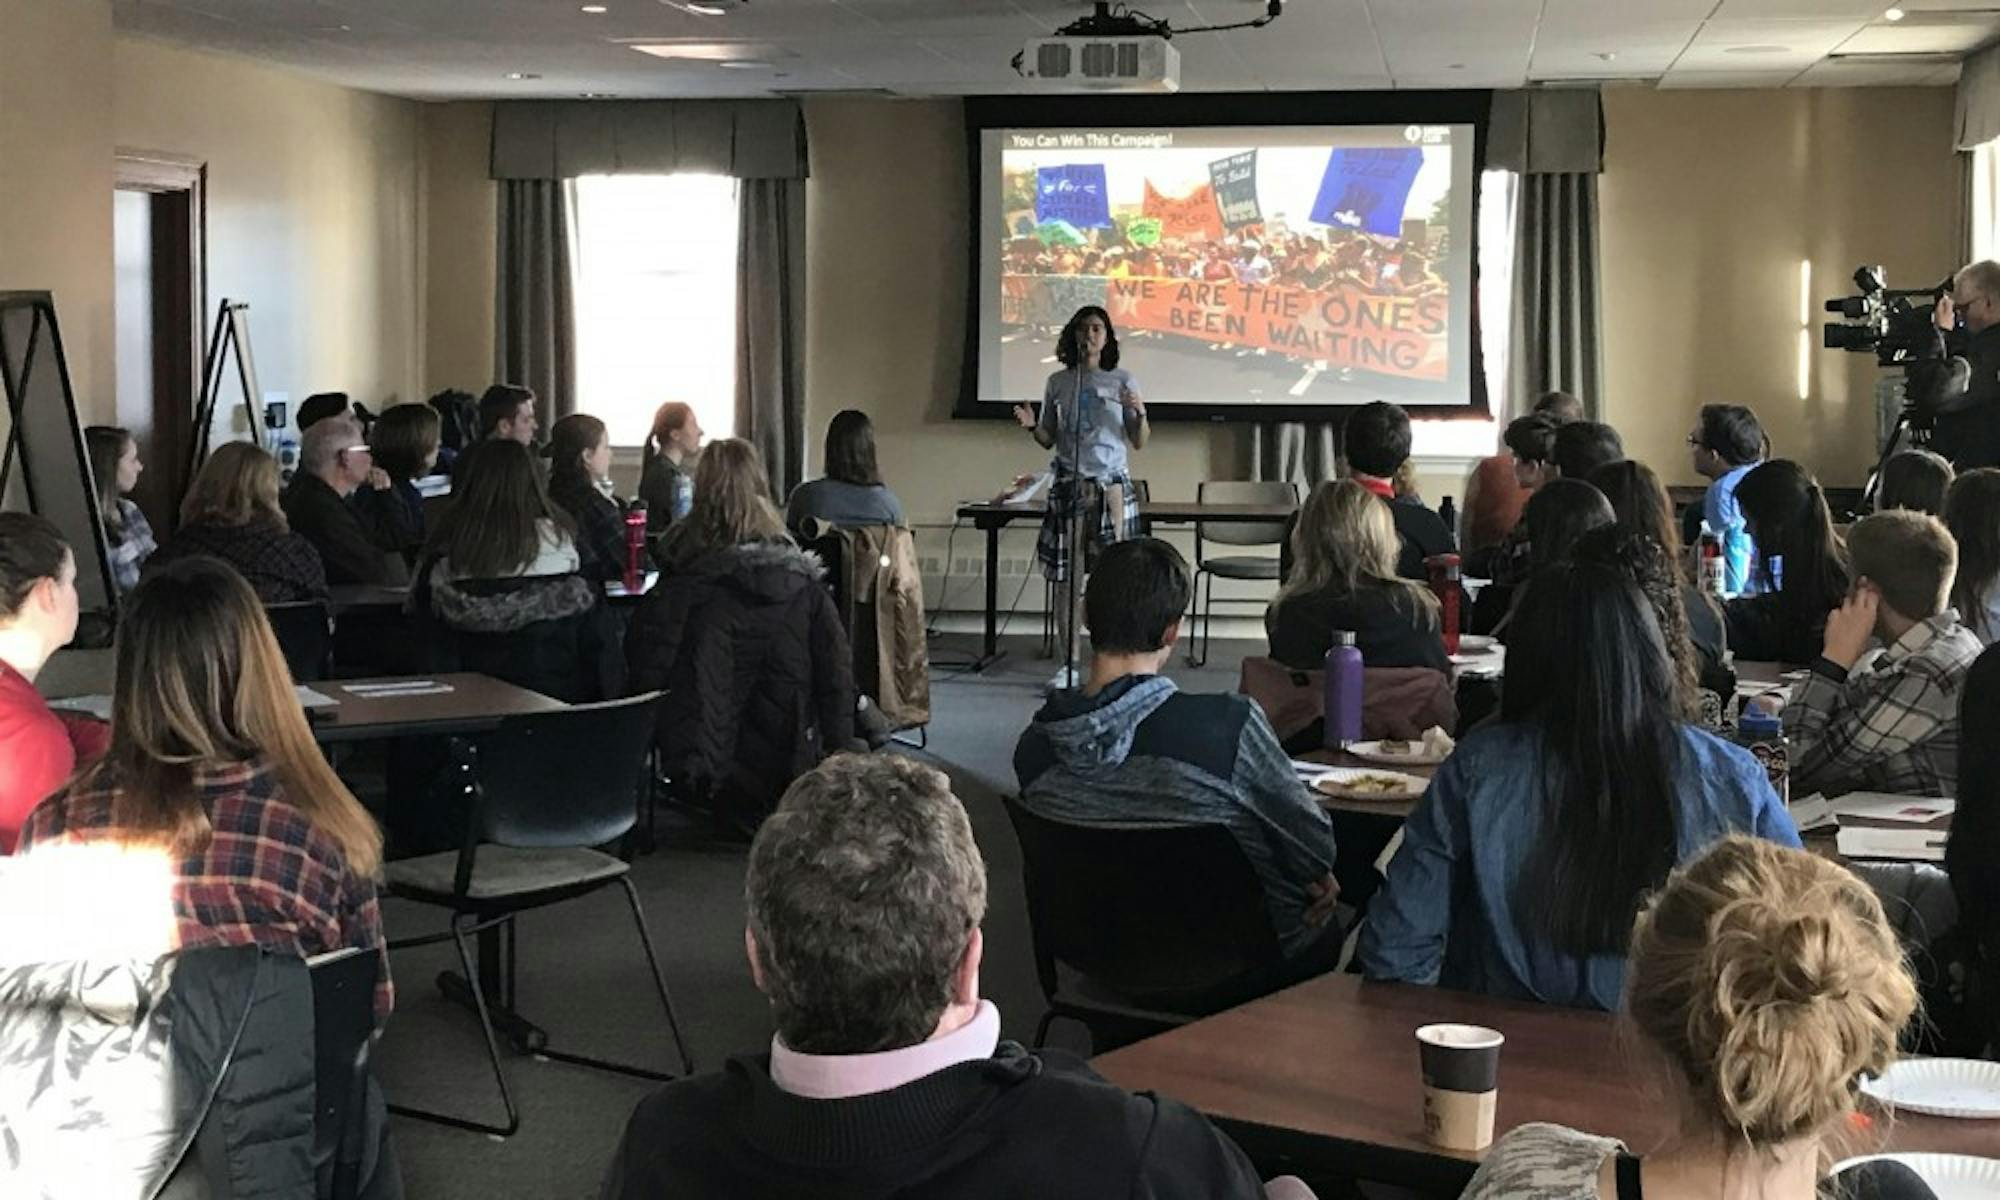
[1592,459,1730,698]
[0,515,108,853]
[786,409,907,533]
[546,413,627,582]
[600,754,1276,1199]
[1879,448,1955,516]
[1461,837,1925,1200]
[1725,460,1850,664]
[1266,479,1447,673]
[476,383,539,446]
[150,443,327,604]
[1947,468,2000,645]
[1689,402,1767,593]
[1016,537,1343,970]
[638,400,704,535]
[1358,542,1800,1009]
[18,557,391,1023]
[426,387,478,475]
[1344,400,1453,579]
[365,401,442,560]
[1472,477,1613,636]
[628,438,853,833]
[283,414,409,587]
[1460,391,1579,553]
[416,439,613,702]
[85,425,155,594]
[295,391,353,432]
[1550,419,1624,482]
[1948,648,2000,1057]
[1783,510,1980,798]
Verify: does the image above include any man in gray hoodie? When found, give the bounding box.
[1013,537,1344,969]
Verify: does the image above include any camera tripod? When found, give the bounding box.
[1862,401,1933,510]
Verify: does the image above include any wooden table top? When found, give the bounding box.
[955,499,1297,523]
[1094,974,1998,1190]
[306,673,566,742]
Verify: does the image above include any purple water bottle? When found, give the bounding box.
[1324,630,1364,751]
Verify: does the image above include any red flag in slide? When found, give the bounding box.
[1141,180,1224,241]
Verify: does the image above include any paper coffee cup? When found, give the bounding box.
[1416,1023,1504,1151]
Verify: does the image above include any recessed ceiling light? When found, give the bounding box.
[579,91,617,98]
[581,3,608,11]
[504,71,542,79]
[718,59,769,68]
[1595,51,1617,62]
[1723,44,1789,55]
[685,2,730,13]
[1884,6,1906,20]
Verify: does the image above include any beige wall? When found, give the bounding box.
[0,0,116,424]
[113,38,423,424]
[420,102,498,397]
[1599,87,1960,487]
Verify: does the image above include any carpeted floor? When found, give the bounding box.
[371,634,1258,1200]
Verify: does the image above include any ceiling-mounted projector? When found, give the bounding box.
[1021,35,1180,91]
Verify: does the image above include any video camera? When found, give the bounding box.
[1822,265,1952,368]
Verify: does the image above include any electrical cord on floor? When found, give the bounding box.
[923,516,963,640]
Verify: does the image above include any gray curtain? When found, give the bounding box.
[735,178,808,498]
[1508,172,1603,421]
[495,179,577,423]
[1249,422,1340,490]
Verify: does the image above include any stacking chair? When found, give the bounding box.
[266,600,333,682]
[381,692,693,1137]
[310,948,381,1200]
[1187,480,1298,666]
[1003,798,1286,1052]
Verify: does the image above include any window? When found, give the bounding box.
[572,174,739,446]
[1410,168,1518,461]
[1975,139,2000,264]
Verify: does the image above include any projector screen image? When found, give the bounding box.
[975,123,1478,415]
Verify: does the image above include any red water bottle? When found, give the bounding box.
[624,501,647,592]
[1426,553,1461,656]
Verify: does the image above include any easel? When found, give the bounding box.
[0,291,121,636]
[186,299,265,500]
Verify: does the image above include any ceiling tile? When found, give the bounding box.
[1657,67,1809,86]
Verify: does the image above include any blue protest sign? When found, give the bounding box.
[1309,148,1423,237]
[1035,164,1113,230]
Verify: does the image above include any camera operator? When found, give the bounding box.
[1932,260,2000,469]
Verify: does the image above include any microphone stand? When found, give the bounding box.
[1061,329,1089,686]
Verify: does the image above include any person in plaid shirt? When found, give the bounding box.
[1784,510,1983,799]
[17,556,391,1024]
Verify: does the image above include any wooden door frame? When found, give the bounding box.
[115,149,206,530]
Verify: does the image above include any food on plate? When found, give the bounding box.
[1377,739,1414,756]
[1316,772,1414,797]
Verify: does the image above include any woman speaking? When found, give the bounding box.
[1013,304,1149,692]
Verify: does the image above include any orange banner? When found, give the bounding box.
[1103,275,1448,380]
[1141,180,1224,242]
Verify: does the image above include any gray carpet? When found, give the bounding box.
[372,634,1258,1200]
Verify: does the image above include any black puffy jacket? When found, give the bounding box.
[627,540,855,831]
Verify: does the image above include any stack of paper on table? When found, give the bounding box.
[1835,826,1948,862]
[1827,792,1955,824]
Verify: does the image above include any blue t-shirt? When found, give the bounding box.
[1039,366,1140,481]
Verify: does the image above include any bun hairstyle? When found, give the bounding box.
[1626,836,1916,1146]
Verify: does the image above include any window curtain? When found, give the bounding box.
[1249,422,1340,490]
[1490,89,1604,422]
[736,178,808,497]
[495,179,578,424]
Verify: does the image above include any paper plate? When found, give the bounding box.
[1345,739,1450,767]
[1311,768,1428,803]
[1831,1155,2000,1200]
[1861,1059,2000,1119]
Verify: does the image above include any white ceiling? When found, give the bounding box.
[110,0,1995,100]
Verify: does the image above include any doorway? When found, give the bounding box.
[113,150,204,534]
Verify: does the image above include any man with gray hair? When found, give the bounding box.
[600,753,1277,1199]
[281,414,406,585]
[1935,260,2000,469]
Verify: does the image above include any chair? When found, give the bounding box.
[267,600,332,682]
[381,692,693,1137]
[1002,798,1286,1052]
[310,948,380,1200]
[1187,480,1298,667]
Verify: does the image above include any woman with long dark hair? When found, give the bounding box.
[785,409,906,533]
[1591,459,1731,700]
[546,413,626,582]
[1358,541,1800,1010]
[1948,646,2000,1055]
[1725,459,1850,663]
[1013,304,1149,690]
[1946,468,2000,644]
[1472,478,1612,636]
[85,425,155,593]
[366,402,442,559]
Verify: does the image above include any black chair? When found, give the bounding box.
[267,600,333,682]
[1187,480,1298,667]
[310,948,382,1200]
[381,692,693,1137]
[1002,798,1287,1052]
